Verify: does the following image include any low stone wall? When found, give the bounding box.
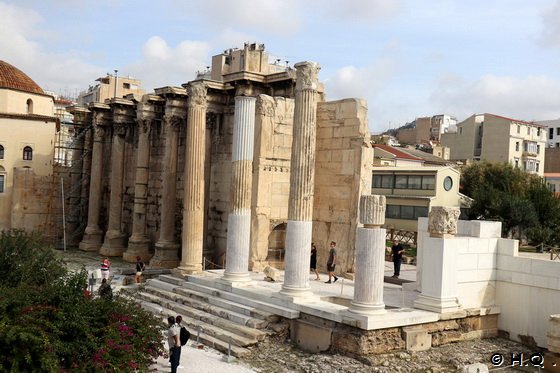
[329,313,498,356]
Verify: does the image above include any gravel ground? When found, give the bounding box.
[241,333,545,373]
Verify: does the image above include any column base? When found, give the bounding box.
[348,301,386,315]
[150,241,180,268]
[221,271,252,283]
[123,234,152,263]
[79,226,103,252]
[174,263,203,275]
[99,230,127,257]
[277,284,313,300]
[414,294,460,313]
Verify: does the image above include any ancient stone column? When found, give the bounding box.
[100,100,134,257]
[349,195,387,315]
[223,96,257,282]
[79,103,110,251]
[280,61,320,296]
[124,95,162,262]
[151,93,187,268]
[428,206,461,238]
[177,82,207,274]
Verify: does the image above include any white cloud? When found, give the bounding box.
[539,0,560,48]
[431,74,560,121]
[317,0,401,22]
[124,36,212,91]
[189,0,302,35]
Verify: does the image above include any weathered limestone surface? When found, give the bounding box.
[313,98,372,274]
[281,61,320,296]
[350,195,386,315]
[223,96,256,282]
[80,104,111,252]
[152,95,187,268]
[100,100,135,257]
[178,82,207,274]
[249,95,294,271]
[428,206,460,238]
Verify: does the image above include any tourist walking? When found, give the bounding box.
[100,257,111,281]
[310,243,320,281]
[167,315,181,373]
[391,239,404,279]
[135,256,146,284]
[325,241,339,284]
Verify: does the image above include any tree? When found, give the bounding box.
[0,230,165,372]
[461,162,560,243]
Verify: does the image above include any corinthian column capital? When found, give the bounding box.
[137,118,153,135]
[186,82,208,108]
[164,115,183,132]
[295,61,320,91]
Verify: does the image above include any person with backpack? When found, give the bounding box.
[167,316,181,373]
[175,315,189,369]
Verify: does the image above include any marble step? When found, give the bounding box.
[152,303,251,358]
[159,277,299,319]
[144,279,269,332]
[157,275,280,323]
[138,288,267,343]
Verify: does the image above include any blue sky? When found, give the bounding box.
[2,0,560,133]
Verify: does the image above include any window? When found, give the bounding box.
[395,175,408,189]
[23,146,32,161]
[386,205,429,220]
[421,176,435,190]
[517,125,520,134]
[26,99,33,114]
[537,145,540,154]
[550,128,554,140]
[536,163,540,173]
[0,174,4,193]
[123,82,131,89]
[557,143,560,148]
[537,128,542,137]
[515,142,519,151]
[459,127,463,135]
[514,159,519,168]
[557,128,560,136]
[527,126,531,135]
[373,175,394,188]
[0,145,3,159]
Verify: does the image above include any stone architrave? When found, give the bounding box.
[223,96,257,282]
[124,95,162,262]
[177,82,208,274]
[349,195,386,315]
[280,61,320,297]
[151,99,186,268]
[100,101,135,257]
[79,103,111,251]
[428,206,460,238]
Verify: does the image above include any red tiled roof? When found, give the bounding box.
[0,60,44,95]
[372,144,423,161]
[486,113,546,128]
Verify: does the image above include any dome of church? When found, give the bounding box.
[0,60,44,95]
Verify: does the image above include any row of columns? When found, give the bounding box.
[78,62,388,313]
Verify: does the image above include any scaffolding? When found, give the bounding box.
[43,109,92,248]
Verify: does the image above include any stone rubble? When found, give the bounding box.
[241,333,540,373]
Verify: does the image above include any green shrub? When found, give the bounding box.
[0,230,165,372]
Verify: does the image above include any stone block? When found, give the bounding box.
[402,326,431,352]
[470,220,502,238]
[293,318,332,353]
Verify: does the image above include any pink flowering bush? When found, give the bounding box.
[0,230,166,372]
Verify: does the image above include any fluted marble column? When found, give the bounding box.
[79,104,110,251]
[177,82,207,274]
[100,103,132,257]
[280,61,320,296]
[223,96,256,282]
[124,101,157,262]
[151,114,183,268]
[349,195,387,315]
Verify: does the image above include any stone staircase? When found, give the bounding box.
[135,274,297,357]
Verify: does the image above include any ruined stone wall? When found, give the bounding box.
[11,168,54,231]
[207,108,234,263]
[313,99,372,274]
[249,95,294,270]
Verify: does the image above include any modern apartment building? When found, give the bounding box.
[77,73,145,105]
[371,166,469,232]
[539,118,560,148]
[396,114,457,144]
[441,113,546,176]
